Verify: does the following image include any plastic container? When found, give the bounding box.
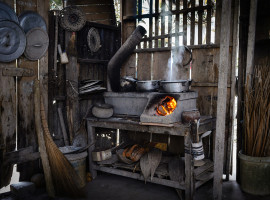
[239,151,270,195]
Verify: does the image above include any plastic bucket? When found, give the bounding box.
[65,151,88,186]
[239,151,270,195]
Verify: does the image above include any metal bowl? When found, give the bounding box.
[136,80,160,92]
[160,80,191,93]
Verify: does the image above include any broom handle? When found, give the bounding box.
[34,80,55,197]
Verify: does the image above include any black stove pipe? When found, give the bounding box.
[107,25,146,91]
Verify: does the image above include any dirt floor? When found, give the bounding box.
[1,172,270,200]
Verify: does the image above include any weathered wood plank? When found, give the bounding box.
[0,0,16,188]
[206,0,212,44]
[175,0,180,46]
[87,123,97,179]
[183,0,187,45]
[2,67,34,77]
[213,0,232,199]
[155,0,159,48]
[198,0,203,44]
[168,0,172,48]
[185,132,194,200]
[245,0,258,90]
[190,0,195,45]
[137,53,152,80]
[94,165,185,189]
[161,0,165,47]
[4,147,40,165]
[215,0,222,44]
[152,51,170,80]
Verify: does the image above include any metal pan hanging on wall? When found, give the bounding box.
[24,28,49,60]
[59,6,86,31]
[19,11,47,33]
[0,20,26,62]
[0,2,19,23]
[87,27,101,53]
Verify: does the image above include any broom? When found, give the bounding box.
[40,92,86,197]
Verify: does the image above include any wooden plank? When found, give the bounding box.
[137,53,152,80]
[155,0,159,48]
[175,0,180,46]
[161,0,165,47]
[245,0,258,90]
[206,0,212,44]
[198,0,203,44]
[226,0,239,181]
[68,0,113,5]
[121,53,136,78]
[94,165,185,190]
[194,160,214,177]
[57,108,69,146]
[87,123,97,179]
[149,0,153,49]
[4,147,40,165]
[213,0,232,199]
[84,12,113,21]
[195,172,214,188]
[190,0,195,45]
[2,67,34,77]
[168,0,172,48]
[215,0,222,44]
[152,51,171,80]
[183,0,187,45]
[185,132,194,200]
[79,5,113,14]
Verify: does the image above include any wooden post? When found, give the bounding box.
[87,122,97,179]
[226,0,240,181]
[213,0,232,199]
[185,132,194,200]
[34,80,55,197]
[245,0,258,90]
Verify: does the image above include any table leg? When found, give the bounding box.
[87,121,97,179]
[185,132,194,200]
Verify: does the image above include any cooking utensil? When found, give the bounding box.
[182,110,200,123]
[24,28,49,60]
[19,11,47,33]
[59,6,86,31]
[136,80,159,92]
[160,79,191,93]
[0,20,26,62]
[120,76,137,92]
[0,2,19,23]
[92,103,113,118]
[92,143,123,162]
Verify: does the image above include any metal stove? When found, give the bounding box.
[104,91,198,124]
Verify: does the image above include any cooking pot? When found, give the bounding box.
[136,80,159,92]
[160,80,192,93]
[120,76,137,92]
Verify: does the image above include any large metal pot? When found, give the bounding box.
[136,80,159,92]
[160,80,191,93]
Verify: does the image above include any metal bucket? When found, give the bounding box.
[65,151,88,186]
[239,151,270,195]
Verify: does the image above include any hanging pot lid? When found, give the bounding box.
[59,6,86,31]
[0,2,19,23]
[87,27,101,53]
[0,20,26,62]
[19,11,47,33]
[24,27,49,60]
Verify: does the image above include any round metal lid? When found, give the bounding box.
[19,11,47,33]
[59,6,86,31]
[0,20,26,62]
[24,28,49,60]
[0,2,19,23]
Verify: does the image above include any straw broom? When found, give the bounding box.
[244,65,270,157]
[40,89,86,197]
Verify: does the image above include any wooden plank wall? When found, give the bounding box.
[68,0,116,25]
[0,0,17,188]
[16,0,49,181]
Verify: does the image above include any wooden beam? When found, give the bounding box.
[245,0,258,90]
[226,0,240,181]
[213,0,232,199]
[2,67,34,77]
